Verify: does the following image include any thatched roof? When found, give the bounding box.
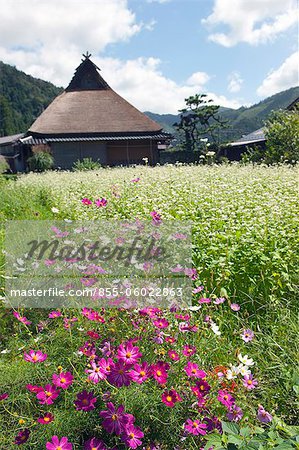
[29,55,162,136]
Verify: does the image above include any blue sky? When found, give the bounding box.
[0,0,297,113]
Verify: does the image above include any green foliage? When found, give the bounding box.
[73,157,102,171]
[264,110,299,164]
[0,61,62,136]
[174,93,227,152]
[0,155,9,174]
[204,420,299,449]
[27,152,54,172]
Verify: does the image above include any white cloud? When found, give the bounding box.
[0,0,141,85]
[202,0,297,46]
[227,71,243,93]
[93,56,241,113]
[257,51,299,97]
[187,71,210,86]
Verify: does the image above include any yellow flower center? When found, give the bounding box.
[140,371,146,376]
[44,417,50,422]
[112,414,118,421]
[82,399,89,405]
[156,370,162,376]
[32,355,38,361]
[60,378,66,383]
[129,433,135,439]
[166,395,172,402]
[247,380,252,384]
[46,391,52,397]
[193,421,198,428]
[126,352,132,358]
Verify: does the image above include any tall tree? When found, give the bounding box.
[174,94,227,153]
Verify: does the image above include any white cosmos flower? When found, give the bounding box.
[188,305,201,311]
[226,365,240,379]
[210,321,221,336]
[238,364,252,377]
[238,353,255,366]
[51,207,59,213]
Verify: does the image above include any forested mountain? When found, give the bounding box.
[0,61,62,136]
[145,86,299,142]
[0,60,298,142]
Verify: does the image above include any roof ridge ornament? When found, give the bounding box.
[82,51,92,61]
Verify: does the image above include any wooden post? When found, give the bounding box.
[126,139,129,165]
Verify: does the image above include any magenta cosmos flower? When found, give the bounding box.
[95,198,108,207]
[131,177,140,183]
[46,436,73,450]
[100,402,132,435]
[121,424,144,449]
[182,344,196,357]
[0,393,9,401]
[168,350,180,361]
[184,419,207,436]
[153,318,169,329]
[117,341,142,364]
[82,198,92,206]
[36,384,60,405]
[37,412,55,424]
[243,374,258,390]
[184,362,207,379]
[150,210,162,224]
[84,437,107,450]
[217,390,235,408]
[86,361,108,384]
[257,405,272,423]
[241,329,255,342]
[74,390,97,411]
[130,362,151,384]
[14,429,30,445]
[13,311,32,325]
[48,310,62,319]
[24,349,47,363]
[161,389,182,407]
[151,361,169,384]
[226,405,243,422]
[52,371,74,389]
[107,361,132,387]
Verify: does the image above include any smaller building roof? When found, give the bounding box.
[229,128,265,147]
[0,133,25,146]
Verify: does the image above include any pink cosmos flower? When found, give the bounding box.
[161,389,182,407]
[241,329,255,342]
[52,371,74,389]
[184,362,207,379]
[243,374,258,390]
[86,361,107,383]
[13,311,32,325]
[184,419,207,436]
[131,177,140,183]
[182,345,196,357]
[227,405,243,422]
[84,437,107,450]
[121,424,144,449]
[150,210,162,224]
[0,393,9,401]
[95,198,108,207]
[117,341,142,364]
[107,361,132,387]
[14,429,30,445]
[130,362,151,384]
[168,350,180,361]
[214,297,226,304]
[74,390,97,411]
[37,412,55,424]
[100,402,131,435]
[48,310,62,319]
[152,361,169,384]
[192,285,204,294]
[184,267,198,280]
[191,380,211,397]
[230,303,240,311]
[26,384,43,393]
[46,436,73,450]
[172,232,187,240]
[217,390,235,408]
[198,297,211,304]
[82,198,92,206]
[24,350,47,364]
[257,405,272,423]
[36,385,60,405]
[153,318,169,329]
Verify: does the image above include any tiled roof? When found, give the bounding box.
[229,128,265,147]
[0,133,25,146]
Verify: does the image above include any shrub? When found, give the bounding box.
[0,155,9,174]
[27,151,54,172]
[73,157,102,171]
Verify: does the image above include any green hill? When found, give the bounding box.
[145,86,299,143]
[0,61,62,136]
